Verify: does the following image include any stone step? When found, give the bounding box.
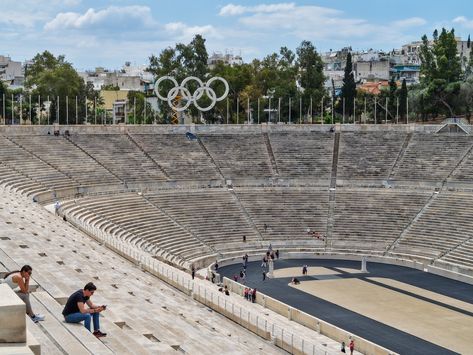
[26,316,62,355]
[25,329,40,355]
[29,293,92,354]
[0,344,34,354]
[33,291,113,355]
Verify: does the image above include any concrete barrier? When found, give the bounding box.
[0,284,26,343]
[223,277,397,355]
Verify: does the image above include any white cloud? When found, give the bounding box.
[219,3,297,16]
[216,2,429,50]
[0,0,82,28]
[236,5,370,40]
[453,16,473,29]
[164,22,220,41]
[44,6,156,31]
[393,17,427,28]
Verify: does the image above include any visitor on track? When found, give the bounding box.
[262,271,266,281]
[302,265,308,275]
[243,253,248,268]
[275,250,279,259]
[341,341,346,353]
[1,265,45,323]
[291,277,300,285]
[191,265,195,280]
[62,282,107,337]
[349,339,355,355]
[242,235,246,242]
[244,287,249,300]
[251,288,257,303]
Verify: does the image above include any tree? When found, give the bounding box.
[126,91,155,124]
[147,35,211,122]
[0,81,12,123]
[340,52,356,118]
[419,28,462,116]
[468,34,471,49]
[399,79,408,121]
[296,40,326,121]
[26,51,87,124]
[388,76,398,115]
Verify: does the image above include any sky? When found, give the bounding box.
[1,0,472,71]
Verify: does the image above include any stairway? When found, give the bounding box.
[325,132,340,247]
[6,136,80,185]
[228,188,264,242]
[196,136,226,180]
[125,133,170,180]
[263,132,279,176]
[387,132,412,180]
[385,190,440,253]
[330,132,340,188]
[65,136,125,184]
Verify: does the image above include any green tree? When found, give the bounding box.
[340,52,356,118]
[126,91,155,124]
[296,40,326,121]
[399,79,408,121]
[147,35,211,122]
[26,51,87,124]
[419,28,462,116]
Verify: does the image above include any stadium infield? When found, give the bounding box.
[220,259,473,355]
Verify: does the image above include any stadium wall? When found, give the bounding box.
[0,123,442,136]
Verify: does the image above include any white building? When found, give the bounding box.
[79,62,153,92]
[0,56,24,88]
[207,52,243,69]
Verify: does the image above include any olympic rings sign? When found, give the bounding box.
[154,76,229,112]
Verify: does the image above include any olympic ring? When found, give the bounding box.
[154,76,229,112]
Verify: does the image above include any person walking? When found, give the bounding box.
[191,265,195,280]
[262,271,266,281]
[1,265,45,323]
[349,339,355,355]
[62,282,107,337]
[341,341,346,353]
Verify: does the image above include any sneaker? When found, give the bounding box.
[31,314,45,322]
[93,330,107,338]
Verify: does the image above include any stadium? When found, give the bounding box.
[1,122,473,355]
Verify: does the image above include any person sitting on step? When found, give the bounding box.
[62,282,107,338]
[0,265,45,323]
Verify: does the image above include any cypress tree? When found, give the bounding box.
[399,79,408,122]
[341,52,356,117]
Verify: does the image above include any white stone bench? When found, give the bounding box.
[0,284,26,344]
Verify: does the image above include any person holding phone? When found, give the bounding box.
[62,282,107,337]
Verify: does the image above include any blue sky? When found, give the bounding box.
[1,0,472,70]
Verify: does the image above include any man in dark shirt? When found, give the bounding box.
[62,282,107,337]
